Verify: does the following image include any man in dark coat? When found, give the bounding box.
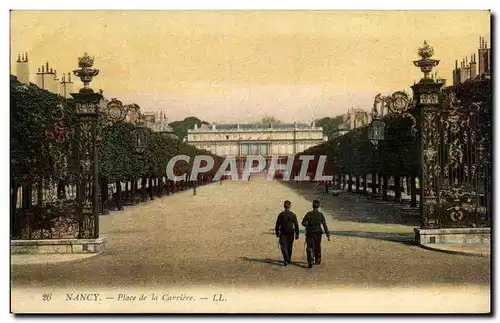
[301,200,330,268]
[275,200,299,266]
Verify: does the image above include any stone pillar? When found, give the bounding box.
[407,41,490,245]
[412,80,443,229]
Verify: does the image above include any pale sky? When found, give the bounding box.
[10,10,490,123]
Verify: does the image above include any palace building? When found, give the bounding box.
[187,122,326,162]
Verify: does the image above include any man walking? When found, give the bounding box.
[302,200,330,268]
[275,200,299,266]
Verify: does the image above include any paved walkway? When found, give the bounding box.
[323,183,490,257]
[11,175,490,313]
[421,243,490,257]
[11,253,98,265]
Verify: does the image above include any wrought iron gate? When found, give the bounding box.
[422,81,491,229]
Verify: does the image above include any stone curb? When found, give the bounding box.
[11,250,104,266]
[418,244,490,258]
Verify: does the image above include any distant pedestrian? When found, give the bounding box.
[275,200,299,266]
[301,200,330,268]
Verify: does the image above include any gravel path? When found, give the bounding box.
[11,174,490,289]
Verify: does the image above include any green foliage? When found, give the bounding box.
[11,78,72,185]
[301,110,419,176]
[100,123,140,182]
[169,117,210,140]
[99,123,223,182]
[11,78,224,186]
[258,116,282,126]
[315,115,344,140]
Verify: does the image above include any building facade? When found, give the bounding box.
[14,52,74,98]
[452,36,491,85]
[330,107,371,138]
[142,110,175,135]
[187,123,325,158]
[343,107,371,130]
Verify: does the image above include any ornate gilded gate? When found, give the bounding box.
[422,81,491,229]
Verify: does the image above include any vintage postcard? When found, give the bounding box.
[10,10,491,314]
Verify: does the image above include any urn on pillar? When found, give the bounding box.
[412,41,491,247]
[411,41,443,231]
[70,52,103,240]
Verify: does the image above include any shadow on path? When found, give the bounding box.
[240,257,284,266]
[329,230,415,245]
[278,181,420,227]
[262,229,415,245]
[240,257,309,268]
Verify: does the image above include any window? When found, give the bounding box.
[226,135,229,140]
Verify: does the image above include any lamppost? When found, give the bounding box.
[133,120,148,154]
[369,86,415,199]
[71,53,101,239]
[131,111,149,200]
[368,118,386,148]
[368,115,385,197]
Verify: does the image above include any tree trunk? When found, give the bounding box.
[363,174,368,193]
[36,181,43,224]
[37,180,43,208]
[371,172,377,194]
[22,184,32,210]
[355,175,360,192]
[157,177,163,197]
[130,180,136,205]
[410,176,417,207]
[100,178,109,215]
[115,181,123,211]
[394,175,402,203]
[149,177,154,201]
[11,181,19,236]
[141,177,147,202]
[382,175,388,201]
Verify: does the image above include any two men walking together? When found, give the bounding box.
[274,200,330,268]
